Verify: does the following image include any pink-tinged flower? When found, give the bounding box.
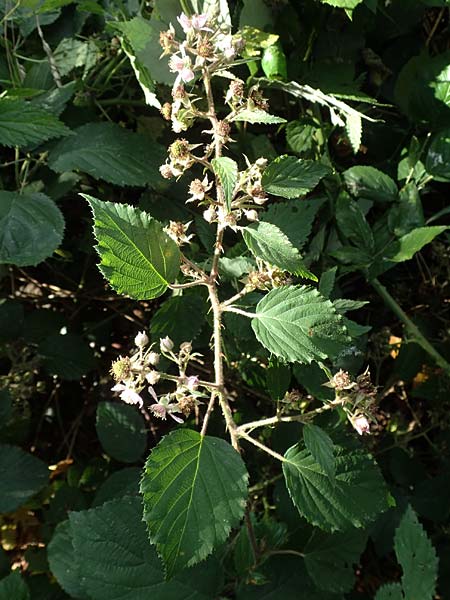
[351,415,370,435]
[186,376,199,392]
[149,391,184,423]
[111,383,143,408]
[191,13,209,30]
[177,12,192,33]
[216,34,235,59]
[169,53,195,83]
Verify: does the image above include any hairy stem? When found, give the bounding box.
[238,431,286,462]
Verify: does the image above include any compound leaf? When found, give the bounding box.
[251,286,348,363]
[85,196,180,300]
[140,429,248,577]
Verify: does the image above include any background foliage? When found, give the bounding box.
[1,0,450,598]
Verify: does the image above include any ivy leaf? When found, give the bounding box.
[251,286,348,364]
[343,166,398,203]
[242,222,316,279]
[0,98,70,147]
[303,424,335,481]
[69,496,223,599]
[231,109,286,124]
[0,191,64,267]
[96,402,147,464]
[374,583,404,600]
[84,195,180,300]
[394,505,438,600]
[384,226,447,263]
[0,444,49,513]
[49,123,165,187]
[282,439,388,531]
[140,429,248,577]
[262,156,331,198]
[0,571,30,600]
[211,157,238,211]
[304,528,367,593]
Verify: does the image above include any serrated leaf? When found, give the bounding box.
[0,571,30,600]
[426,127,450,181]
[31,81,76,116]
[336,193,374,252]
[343,166,398,203]
[251,286,348,364]
[282,440,388,531]
[374,583,404,600]
[151,295,206,347]
[84,196,180,300]
[53,38,100,78]
[47,521,88,599]
[319,0,364,8]
[92,468,141,507]
[384,226,447,262]
[0,444,49,513]
[303,424,335,481]
[70,496,223,599]
[140,429,248,577]
[0,191,64,267]
[262,156,331,198]
[266,363,291,401]
[261,198,326,251]
[96,402,146,464]
[394,505,438,600]
[242,222,316,278]
[232,108,286,124]
[0,98,70,147]
[211,157,238,211]
[49,123,165,187]
[121,41,161,108]
[346,111,362,153]
[304,528,367,593]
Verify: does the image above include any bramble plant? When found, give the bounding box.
[1,0,449,598]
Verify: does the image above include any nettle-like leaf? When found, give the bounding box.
[0,191,64,267]
[231,108,286,124]
[251,286,348,364]
[282,439,389,531]
[68,496,223,599]
[343,166,398,203]
[49,123,165,187]
[211,157,238,211]
[140,429,248,577]
[262,155,331,198]
[242,222,316,279]
[303,424,335,481]
[0,444,49,513]
[84,195,180,300]
[0,98,70,147]
[394,505,438,600]
[304,528,367,594]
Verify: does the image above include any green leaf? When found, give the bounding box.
[31,81,76,116]
[0,191,64,267]
[219,256,255,279]
[0,98,70,147]
[251,286,348,364]
[0,299,24,343]
[38,333,96,380]
[232,109,286,124]
[282,439,388,531]
[426,127,450,180]
[318,0,364,8]
[286,119,317,156]
[261,198,326,251]
[343,166,398,203]
[394,505,438,600]
[384,226,447,262]
[0,571,30,600]
[47,521,88,599]
[85,196,180,300]
[374,583,404,600]
[70,496,223,599]
[261,43,287,80]
[53,38,100,78]
[335,193,374,252]
[49,123,165,187]
[151,295,206,347]
[0,444,48,513]
[304,528,367,593]
[303,424,335,481]
[211,157,238,211]
[140,429,248,577]
[92,468,141,507]
[388,183,424,237]
[262,156,331,199]
[243,222,316,278]
[318,267,337,298]
[120,40,160,109]
[96,402,146,464]
[266,363,291,400]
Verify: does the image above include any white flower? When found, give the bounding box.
[188,175,213,202]
[169,51,195,84]
[216,34,235,59]
[177,12,211,33]
[186,375,199,392]
[160,336,174,352]
[146,370,160,385]
[351,415,370,435]
[111,383,143,408]
[134,331,149,347]
[244,209,259,222]
[148,351,160,366]
[203,206,216,223]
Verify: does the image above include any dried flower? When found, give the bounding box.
[160,102,172,121]
[159,163,176,179]
[159,26,176,54]
[203,206,217,222]
[332,369,353,390]
[188,175,213,202]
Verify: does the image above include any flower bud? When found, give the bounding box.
[135,331,149,347]
[203,206,216,223]
[180,341,192,354]
[146,371,161,385]
[244,209,259,222]
[351,414,370,435]
[186,375,199,391]
[160,336,174,352]
[148,351,160,366]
